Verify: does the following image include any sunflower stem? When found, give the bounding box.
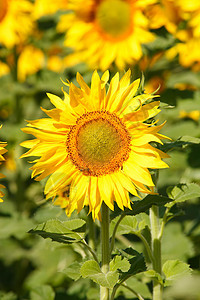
[88,213,96,251]
[110,213,125,254]
[100,202,110,300]
[150,205,163,300]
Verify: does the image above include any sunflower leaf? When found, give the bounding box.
[110,214,148,236]
[63,261,82,281]
[166,183,200,207]
[128,194,173,215]
[30,285,55,300]
[162,260,192,287]
[160,136,200,152]
[110,256,130,273]
[29,219,86,244]
[80,260,119,288]
[144,270,163,285]
[118,248,147,283]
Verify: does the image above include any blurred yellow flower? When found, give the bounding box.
[144,0,191,34]
[17,45,45,82]
[0,125,7,202]
[33,0,68,19]
[0,0,34,48]
[145,76,165,94]
[53,188,71,215]
[21,70,169,219]
[58,0,155,70]
[0,61,10,77]
[166,28,200,70]
[179,110,200,121]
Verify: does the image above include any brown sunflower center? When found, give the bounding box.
[67,111,131,176]
[0,0,8,22]
[95,0,132,39]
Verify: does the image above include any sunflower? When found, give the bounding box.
[57,0,155,70]
[144,0,192,34]
[0,126,7,202]
[17,45,45,82]
[21,70,169,219]
[166,21,200,70]
[33,0,68,19]
[0,0,34,48]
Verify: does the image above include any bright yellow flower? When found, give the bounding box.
[21,70,169,219]
[17,45,45,82]
[57,0,155,70]
[0,0,34,48]
[0,61,10,77]
[33,0,68,19]
[0,125,7,202]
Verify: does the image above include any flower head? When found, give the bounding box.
[0,125,7,202]
[21,70,169,219]
[58,0,155,70]
[0,0,34,48]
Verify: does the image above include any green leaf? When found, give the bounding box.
[118,248,146,283]
[110,256,130,273]
[128,194,173,215]
[110,214,148,237]
[162,223,194,262]
[167,183,200,205]
[63,261,82,281]
[162,260,191,287]
[30,285,55,300]
[0,292,17,300]
[80,260,119,288]
[144,270,163,284]
[29,219,86,244]
[160,136,200,152]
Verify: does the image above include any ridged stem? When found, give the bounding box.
[100,202,110,300]
[150,205,162,300]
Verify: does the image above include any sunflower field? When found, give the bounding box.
[0,1,200,300]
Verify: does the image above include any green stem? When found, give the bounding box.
[135,232,154,264]
[80,240,99,263]
[121,283,144,300]
[110,213,125,254]
[88,213,96,251]
[158,206,170,240]
[100,202,110,300]
[150,205,162,300]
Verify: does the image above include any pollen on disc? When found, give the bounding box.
[77,119,122,166]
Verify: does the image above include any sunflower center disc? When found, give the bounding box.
[96,0,132,39]
[77,119,121,165]
[67,111,131,176]
[0,0,8,22]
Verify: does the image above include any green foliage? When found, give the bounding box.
[63,262,82,281]
[162,260,191,287]
[80,260,119,288]
[167,183,200,204]
[110,256,130,273]
[118,249,147,282]
[29,219,86,243]
[30,285,55,300]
